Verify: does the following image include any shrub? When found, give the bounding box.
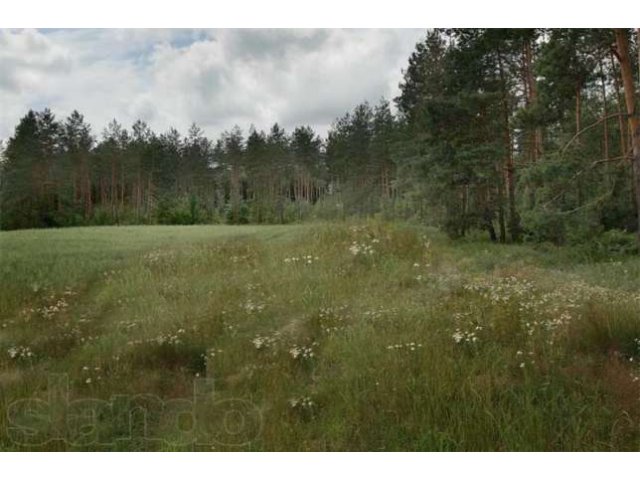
[591,229,638,257]
[521,210,567,245]
[225,201,250,224]
[90,206,115,226]
[157,196,209,225]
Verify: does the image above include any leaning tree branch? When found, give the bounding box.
[541,154,630,208]
[561,112,630,154]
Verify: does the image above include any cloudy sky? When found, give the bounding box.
[0,28,426,142]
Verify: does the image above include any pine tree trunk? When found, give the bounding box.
[497,176,506,244]
[73,170,78,204]
[84,158,92,218]
[111,161,116,217]
[575,87,582,135]
[523,39,543,161]
[120,169,125,210]
[523,39,542,208]
[611,53,629,157]
[497,49,520,242]
[615,28,640,246]
[599,61,610,162]
[461,185,468,237]
[147,174,153,215]
[230,164,240,223]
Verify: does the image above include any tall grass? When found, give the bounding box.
[0,222,638,451]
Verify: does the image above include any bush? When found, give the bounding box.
[591,229,638,257]
[90,206,115,226]
[521,210,568,245]
[282,199,312,223]
[224,201,250,224]
[50,208,84,228]
[157,196,209,225]
[310,196,346,221]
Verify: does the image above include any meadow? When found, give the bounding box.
[0,222,638,451]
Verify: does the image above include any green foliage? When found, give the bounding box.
[588,229,639,257]
[1,29,638,256]
[156,196,211,225]
[224,201,250,225]
[521,209,568,244]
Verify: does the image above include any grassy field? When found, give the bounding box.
[0,222,638,451]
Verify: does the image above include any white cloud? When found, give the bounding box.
[0,28,425,141]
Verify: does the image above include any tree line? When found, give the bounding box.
[394,28,639,249]
[0,100,397,229]
[1,28,639,250]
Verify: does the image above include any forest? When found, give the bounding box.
[1,28,639,252]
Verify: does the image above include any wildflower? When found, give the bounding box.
[208,348,223,358]
[7,345,34,360]
[289,344,315,360]
[289,396,315,410]
[349,240,375,257]
[452,326,480,345]
[289,346,301,359]
[252,333,279,351]
[243,300,266,314]
[386,342,423,351]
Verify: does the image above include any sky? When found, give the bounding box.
[0,28,426,142]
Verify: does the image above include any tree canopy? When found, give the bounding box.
[1,28,638,250]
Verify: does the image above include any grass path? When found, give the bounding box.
[0,222,638,451]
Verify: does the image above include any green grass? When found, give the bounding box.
[0,222,638,451]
